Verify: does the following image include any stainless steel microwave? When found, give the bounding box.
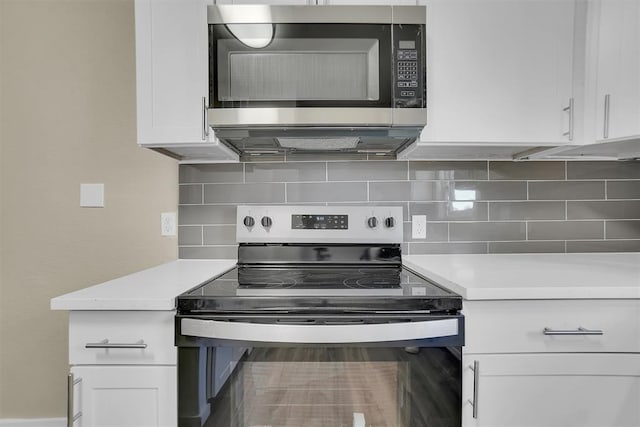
[206,5,426,156]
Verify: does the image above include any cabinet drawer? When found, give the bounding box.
[69,311,176,365]
[463,299,640,354]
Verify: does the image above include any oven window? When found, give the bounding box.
[180,346,461,427]
[209,24,392,108]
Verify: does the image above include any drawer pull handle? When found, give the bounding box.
[543,327,603,336]
[67,374,82,427]
[467,360,479,418]
[85,339,147,349]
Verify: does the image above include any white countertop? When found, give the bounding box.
[51,253,640,310]
[51,259,236,310]
[403,253,640,300]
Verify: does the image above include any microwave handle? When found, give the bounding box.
[181,317,459,344]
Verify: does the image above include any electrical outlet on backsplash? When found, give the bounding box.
[177,160,640,259]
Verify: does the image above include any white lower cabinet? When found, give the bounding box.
[462,299,640,427]
[66,311,177,427]
[70,366,177,427]
[462,353,640,427]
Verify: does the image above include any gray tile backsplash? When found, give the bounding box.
[178,160,640,258]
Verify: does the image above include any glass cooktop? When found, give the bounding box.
[177,266,462,314]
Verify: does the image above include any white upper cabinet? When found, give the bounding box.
[135,0,238,162]
[417,0,577,146]
[543,0,640,159]
[592,0,640,142]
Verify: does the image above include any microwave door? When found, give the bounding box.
[209,23,393,112]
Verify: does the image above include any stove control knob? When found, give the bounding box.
[384,217,395,228]
[261,216,273,228]
[243,216,255,227]
[367,217,378,228]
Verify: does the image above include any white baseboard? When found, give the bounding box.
[0,419,65,427]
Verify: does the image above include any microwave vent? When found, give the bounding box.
[276,137,360,150]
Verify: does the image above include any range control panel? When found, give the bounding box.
[237,205,403,244]
[393,24,425,109]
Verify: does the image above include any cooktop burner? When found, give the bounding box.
[235,267,404,296]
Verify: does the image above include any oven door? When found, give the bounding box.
[177,315,463,427]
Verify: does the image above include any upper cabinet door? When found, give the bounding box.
[418,0,576,145]
[135,0,209,145]
[594,0,640,142]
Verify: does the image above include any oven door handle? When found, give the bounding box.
[180,317,459,344]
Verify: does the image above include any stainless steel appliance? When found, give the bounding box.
[207,6,427,157]
[176,205,463,427]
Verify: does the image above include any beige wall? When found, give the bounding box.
[0,0,178,418]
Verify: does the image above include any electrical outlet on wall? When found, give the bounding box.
[411,215,427,239]
[161,212,177,236]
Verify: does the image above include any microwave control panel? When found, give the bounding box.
[393,24,425,108]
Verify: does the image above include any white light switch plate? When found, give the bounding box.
[80,183,104,208]
[412,215,427,239]
[161,212,177,236]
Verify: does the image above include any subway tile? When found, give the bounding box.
[409,242,487,254]
[178,205,237,225]
[528,181,605,200]
[245,162,326,183]
[369,182,415,201]
[409,161,488,181]
[401,243,409,255]
[606,220,640,239]
[607,181,640,200]
[410,202,488,221]
[489,201,565,220]
[567,160,640,179]
[461,182,528,200]
[179,246,237,259]
[567,240,640,253]
[204,183,285,204]
[370,181,526,202]
[328,161,407,181]
[179,184,202,204]
[528,221,604,240]
[489,161,565,180]
[179,164,243,183]
[287,182,367,202]
[178,226,202,246]
[488,241,565,253]
[403,222,448,242]
[567,201,640,219]
[203,225,237,245]
[449,222,526,241]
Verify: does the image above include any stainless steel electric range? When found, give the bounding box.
[176,205,464,427]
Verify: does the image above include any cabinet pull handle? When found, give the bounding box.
[466,360,479,419]
[85,339,148,349]
[562,98,574,141]
[202,96,209,141]
[603,94,610,139]
[543,327,604,336]
[67,374,82,427]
